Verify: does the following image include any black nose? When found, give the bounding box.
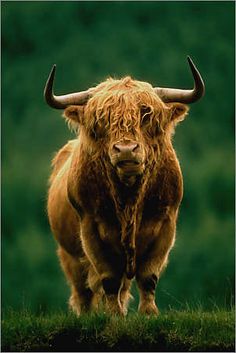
[113,142,139,154]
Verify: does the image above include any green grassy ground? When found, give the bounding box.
[2,308,234,352]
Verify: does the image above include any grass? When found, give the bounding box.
[2,308,235,352]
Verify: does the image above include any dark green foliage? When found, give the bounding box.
[2,1,234,313]
[2,309,235,352]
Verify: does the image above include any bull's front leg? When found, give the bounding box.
[80,215,126,315]
[136,212,177,315]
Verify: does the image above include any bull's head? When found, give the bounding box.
[44,57,204,186]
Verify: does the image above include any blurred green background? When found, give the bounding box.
[2,1,234,313]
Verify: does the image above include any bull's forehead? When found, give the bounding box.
[86,76,165,116]
[93,76,154,92]
[82,76,168,138]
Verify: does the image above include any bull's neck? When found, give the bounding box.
[106,163,149,280]
[109,166,143,208]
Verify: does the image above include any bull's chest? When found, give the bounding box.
[96,220,122,253]
[78,170,175,255]
[136,212,168,256]
[94,198,169,256]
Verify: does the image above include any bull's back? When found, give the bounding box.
[49,140,77,184]
[48,140,82,256]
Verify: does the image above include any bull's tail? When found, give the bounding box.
[121,215,137,280]
[125,244,136,279]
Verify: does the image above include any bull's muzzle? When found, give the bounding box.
[110,141,145,181]
[113,142,139,154]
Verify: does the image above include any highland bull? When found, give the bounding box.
[46,57,204,315]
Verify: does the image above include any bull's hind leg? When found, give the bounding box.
[136,273,159,315]
[87,265,104,311]
[119,276,132,315]
[58,247,93,315]
[136,216,176,315]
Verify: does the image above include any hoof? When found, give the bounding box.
[138,302,159,316]
[69,293,92,316]
[69,295,81,316]
[105,294,125,316]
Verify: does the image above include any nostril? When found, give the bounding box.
[113,144,121,152]
[132,143,139,152]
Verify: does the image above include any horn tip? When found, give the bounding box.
[44,64,57,104]
[187,55,205,100]
[47,64,57,87]
[187,55,194,66]
[51,64,56,76]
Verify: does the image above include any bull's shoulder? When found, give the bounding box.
[143,154,183,220]
[158,158,183,206]
[49,139,77,184]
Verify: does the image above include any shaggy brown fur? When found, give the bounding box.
[47,76,189,315]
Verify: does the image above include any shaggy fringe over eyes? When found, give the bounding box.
[84,76,167,138]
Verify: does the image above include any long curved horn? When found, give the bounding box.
[44,65,91,109]
[154,56,205,104]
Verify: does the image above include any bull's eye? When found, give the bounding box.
[140,106,152,130]
[90,120,107,140]
[140,106,162,138]
[140,106,152,127]
[141,114,150,128]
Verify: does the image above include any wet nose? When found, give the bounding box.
[113,142,139,154]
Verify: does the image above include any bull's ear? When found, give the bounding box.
[63,105,84,124]
[167,102,189,123]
